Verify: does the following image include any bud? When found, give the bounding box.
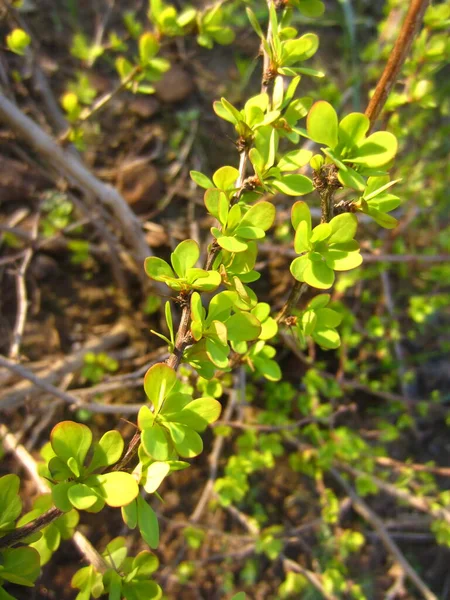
[310,154,324,171]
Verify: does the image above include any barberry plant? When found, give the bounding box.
[2,1,446,599]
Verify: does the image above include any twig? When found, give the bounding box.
[365,0,430,128]
[375,456,450,478]
[331,469,438,600]
[282,555,338,600]
[381,270,417,399]
[338,463,450,525]
[261,0,274,94]
[0,324,128,410]
[9,211,39,359]
[0,355,146,414]
[59,66,142,143]
[190,388,238,522]
[0,93,153,286]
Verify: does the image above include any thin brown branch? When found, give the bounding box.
[331,469,438,600]
[59,66,142,143]
[365,0,430,127]
[282,555,338,600]
[0,355,143,414]
[9,212,39,360]
[190,389,238,523]
[375,456,450,478]
[0,507,63,549]
[0,325,128,410]
[0,93,153,287]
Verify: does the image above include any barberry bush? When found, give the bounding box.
[1,0,449,599]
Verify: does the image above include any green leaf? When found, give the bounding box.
[122,580,162,600]
[328,213,358,243]
[0,547,40,587]
[278,149,312,171]
[171,239,200,278]
[337,165,366,191]
[298,0,325,17]
[366,206,398,229]
[88,430,124,472]
[68,483,100,510]
[122,498,138,530]
[161,392,193,414]
[213,100,238,125]
[144,363,177,413]
[240,201,275,231]
[171,397,222,431]
[226,312,261,342]
[142,423,171,461]
[190,269,222,292]
[213,165,240,190]
[294,220,312,254]
[307,101,338,148]
[303,259,335,289]
[271,175,313,196]
[282,33,319,65]
[144,257,175,282]
[52,482,75,512]
[338,113,370,151]
[246,8,264,39]
[290,255,308,283]
[308,294,330,309]
[51,421,92,467]
[217,235,248,253]
[205,338,229,368]
[0,474,21,530]
[316,307,342,328]
[310,223,332,243]
[313,327,340,349]
[352,131,398,168]
[137,495,159,549]
[6,28,31,56]
[143,461,170,494]
[132,550,159,577]
[166,423,203,458]
[139,32,159,64]
[91,472,139,507]
[190,170,213,189]
[325,246,362,271]
[291,201,312,232]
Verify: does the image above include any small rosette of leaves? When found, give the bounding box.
[352,176,401,229]
[144,239,221,292]
[249,129,314,197]
[148,0,196,38]
[138,363,222,460]
[290,202,362,289]
[197,4,235,49]
[295,294,343,350]
[247,5,323,79]
[212,93,281,145]
[115,31,170,95]
[72,537,162,600]
[306,101,398,191]
[245,341,282,382]
[46,422,138,513]
[0,475,41,594]
[192,165,277,252]
[212,78,313,147]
